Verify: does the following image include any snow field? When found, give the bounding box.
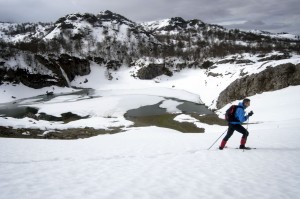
[1,86,300,199]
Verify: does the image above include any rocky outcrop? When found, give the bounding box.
[217,59,254,64]
[87,56,121,70]
[0,53,91,88]
[258,53,291,62]
[57,54,90,81]
[217,63,300,108]
[137,64,173,79]
[35,54,90,85]
[0,68,62,88]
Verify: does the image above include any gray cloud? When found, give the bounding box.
[0,0,299,34]
[222,20,291,33]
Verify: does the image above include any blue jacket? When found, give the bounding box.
[229,102,249,124]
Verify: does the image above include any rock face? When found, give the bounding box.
[0,53,91,88]
[0,68,61,88]
[57,54,90,81]
[137,64,173,79]
[36,54,90,82]
[217,63,300,108]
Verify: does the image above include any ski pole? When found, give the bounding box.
[207,129,227,150]
[247,117,250,130]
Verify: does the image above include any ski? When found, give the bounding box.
[235,147,257,150]
[217,146,257,150]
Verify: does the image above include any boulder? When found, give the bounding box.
[137,64,173,79]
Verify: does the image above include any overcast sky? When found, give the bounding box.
[0,0,299,35]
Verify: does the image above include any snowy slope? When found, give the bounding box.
[0,22,51,43]
[0,52,55,75]
[1,52,300,131]
[1,86,300,199]
[249,30,299,40]
[71,52,300,108]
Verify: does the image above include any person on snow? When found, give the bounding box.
[219,98,254,150]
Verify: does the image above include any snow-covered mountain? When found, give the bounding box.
[0,10,158,66]
[1,10,299,58]
[1,11,299,90]
[0,10,299,113]
[0,10,154,43]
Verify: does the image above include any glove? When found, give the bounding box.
[248,111,254,117]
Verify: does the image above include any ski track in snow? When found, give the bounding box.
[1,118,300,199]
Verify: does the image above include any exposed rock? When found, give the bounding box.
[0,126,121,139]
[217,63,300,108]
[235,59,255,64]
[0,67,61,88]
[0,53,91,88]
[106,60,122,71]
[201,60,214,69]
[46,91,54,96]
[137,64,173,79]
[257,54,266,58]
[35,53,91,85]
[207,72,223,77]
[57,54,90,81]
[217,59,254,64]
[258,53,291,62]
[217,59,235,64]
[87,56,105,65]
[35,54,69,86]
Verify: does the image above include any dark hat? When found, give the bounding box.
[243,98,250,103]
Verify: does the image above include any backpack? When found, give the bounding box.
[225,105,243,122]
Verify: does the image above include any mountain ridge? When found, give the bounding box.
[1,10,299,43]
[1,10,300,99]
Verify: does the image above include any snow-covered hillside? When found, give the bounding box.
[0,22,51,43]
[1,52,300,132]
[249,30,300,40]
[1,85,300,199]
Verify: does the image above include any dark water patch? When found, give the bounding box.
[0,106,38,118]
[125,98,214,117]
[1,88,96,106]
[177,101,214,115]
[190,113,227,126]
[0,88,96,119]
[124,99,224,133]
[126,114,204,133]
[125,102,167,117]
[37,112,89,123]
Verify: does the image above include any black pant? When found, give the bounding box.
[223,123,249,141]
